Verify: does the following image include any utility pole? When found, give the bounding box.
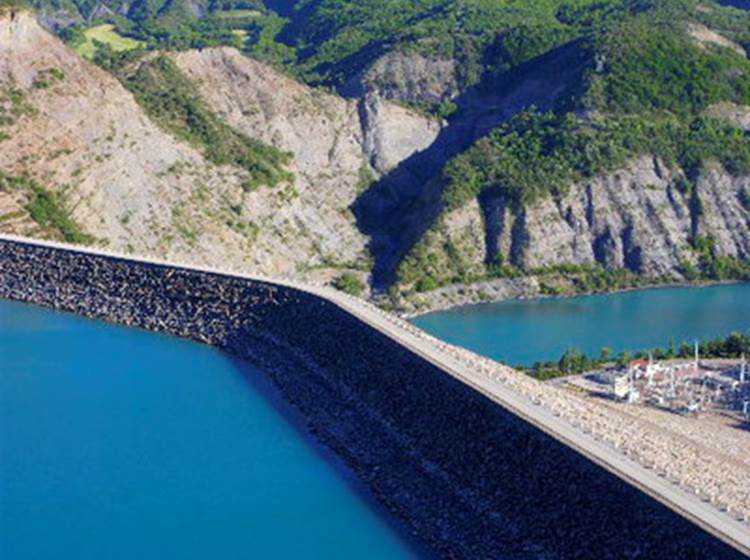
[694,340,699,372]
[741,354,746,384]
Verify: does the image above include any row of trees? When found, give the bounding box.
[532,331,750,380]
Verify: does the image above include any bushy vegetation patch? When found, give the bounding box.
[32,68,65,89]
[0,173,94,244]
[333,272,366,296]
[586,18,750,116]
[0,87,37,127]
[683,235,750,281]
[119,56,293,189]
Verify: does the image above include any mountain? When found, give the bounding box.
[2,0,750,310]
[387,5,750,310]
[0,7,437,287]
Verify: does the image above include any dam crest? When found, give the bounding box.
[0,234,748,559]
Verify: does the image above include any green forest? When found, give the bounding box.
[28,1,749,86]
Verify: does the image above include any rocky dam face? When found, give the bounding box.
[0,237,746,559]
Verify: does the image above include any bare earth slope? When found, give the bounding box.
[0,10,254,266]
[0,11,439,284]
[170,47,439,281]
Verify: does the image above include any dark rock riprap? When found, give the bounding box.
[0,239,744,560]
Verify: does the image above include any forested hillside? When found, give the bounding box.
[6,0,750,311]
[393,2,750,308]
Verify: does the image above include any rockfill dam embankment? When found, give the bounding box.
[0,237,745,559]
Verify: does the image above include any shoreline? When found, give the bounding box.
[398,276,748,319]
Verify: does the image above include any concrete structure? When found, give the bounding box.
[1,234,749,558]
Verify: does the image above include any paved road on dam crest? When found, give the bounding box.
[1,234,748,557]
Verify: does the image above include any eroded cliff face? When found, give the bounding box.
[342,51,459,106]
[485,158,750,275]
[170,48,440,280]
[0,13,439,285]
[402,156,750,310]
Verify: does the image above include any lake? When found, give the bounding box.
[412,283,750,366]
[0,300,429,560]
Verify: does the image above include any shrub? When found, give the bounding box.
[25,183,95,244]
[334,272,366,296]
[0,173,94,244]
[415,276,440,293]
[121,56,294,190]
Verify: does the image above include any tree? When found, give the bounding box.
[334,273,366,296]
[558,348,589,375]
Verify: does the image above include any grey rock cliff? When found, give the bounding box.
[413,156,750,296]
[485,158,750,275]
[358,91,441,175]
[343,51,459,105]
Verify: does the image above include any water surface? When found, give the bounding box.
[412,284,750,366]
[0,300,428,560]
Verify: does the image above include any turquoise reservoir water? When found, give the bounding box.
[0,300,428,560]
[412,284,750,366]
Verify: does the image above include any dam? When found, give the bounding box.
[1,234,749,558]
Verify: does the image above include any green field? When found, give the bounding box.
[215,9,261,19]
[76,24,145,59]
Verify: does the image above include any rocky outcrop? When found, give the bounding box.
[358,91,441,174]
[433,157,750,278]
[687,22,747,57]
[0,13,438,286]
[707,102,750,131]
[342,51,459,106]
